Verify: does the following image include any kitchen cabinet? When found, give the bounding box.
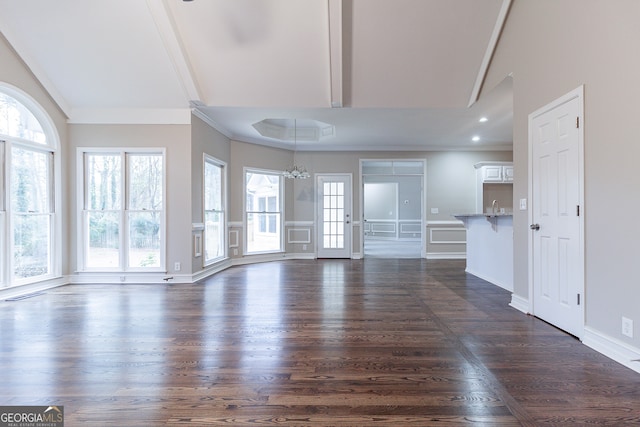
[480,164,513,183]
[474,162,513,213]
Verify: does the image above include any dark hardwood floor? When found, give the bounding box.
[1,259,639,426]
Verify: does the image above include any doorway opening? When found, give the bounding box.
[361,160,425,258]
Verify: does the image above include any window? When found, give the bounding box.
[204,155,226,264]
[80,150,165,271]
[245,169,282,254]
[0,86,58,287]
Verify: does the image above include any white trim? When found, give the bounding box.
[191,109,233,138]
[427,220,464,226]
[144,0,202,102]
[285,221,314,227]
[509,294,529,314]
[228,229,239,248]
[583,327,640,374]
[228,221,243,228]
[283,252,316,260]
[287,228,311,244]
[426,252,465,260]
[467,0,512,107]
[192,223,204,231]
[193,233,202,258]
[192,258,232,282]
[328,0,343,108]
[0,276,67,301]
[429,227,466,245]
[231,252,287,266]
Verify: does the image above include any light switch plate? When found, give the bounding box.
[519,198,527,210]
[431,208,439,214]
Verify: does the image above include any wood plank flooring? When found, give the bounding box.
[1,259,639,425]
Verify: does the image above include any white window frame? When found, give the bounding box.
[203,154,227,265]
[243,167,284,255]
[0,83,60,288]
[77,147,166,272]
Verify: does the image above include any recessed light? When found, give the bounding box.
[472,136,480,142]
[479,117,488,123]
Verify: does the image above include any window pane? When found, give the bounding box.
[267,196,277,212]
[204,161,222,211]
[0,92,46,144]
[13,213,50,279]
[87,154,121,210]
[86,211,120,268]
[205,211,223,260]
[246,171,281,254]
[268,213,276,233]
[128,211,161,268]
[11,147,50,213]
[204,160,224,263]
[247,213,280,253]
[11,146,52,281]
[129,154,163,210]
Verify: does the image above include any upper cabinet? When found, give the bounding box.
[474,162,514,214]
[479,163,513,183]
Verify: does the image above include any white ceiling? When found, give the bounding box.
[0,0,513,151]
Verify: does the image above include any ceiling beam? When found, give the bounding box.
[467,0,512,108]
[328,0,343,108]
[146,0,203,104]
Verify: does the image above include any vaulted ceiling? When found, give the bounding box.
[0,0,513,151]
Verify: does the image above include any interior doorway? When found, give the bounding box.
[361,160,425,258]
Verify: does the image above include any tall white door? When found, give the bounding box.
[317,174,352,258]
[530,87,584,338]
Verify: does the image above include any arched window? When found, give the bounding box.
[0,84,59,287]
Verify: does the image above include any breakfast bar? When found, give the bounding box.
[453,213,513,291]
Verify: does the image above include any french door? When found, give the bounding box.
[316,174,352,258]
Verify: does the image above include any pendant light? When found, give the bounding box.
[283,119,310,179]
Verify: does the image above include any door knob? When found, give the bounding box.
[530,223,540,230]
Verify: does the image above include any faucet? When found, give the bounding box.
[492,199,499,215]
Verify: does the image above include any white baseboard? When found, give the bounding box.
[192,259,233,282]
[283,252,316,260]
[231,252,289,266]
[583,326,640,374]
[426,252,466,260]
[509,294,529,314]
[68,272,193,284]
[0,276,68,300]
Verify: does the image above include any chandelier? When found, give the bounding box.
[283,119,310,179]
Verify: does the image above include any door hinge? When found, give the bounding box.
[576,205,580,216]
[576,116,580,128]
[577,294,581,305]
